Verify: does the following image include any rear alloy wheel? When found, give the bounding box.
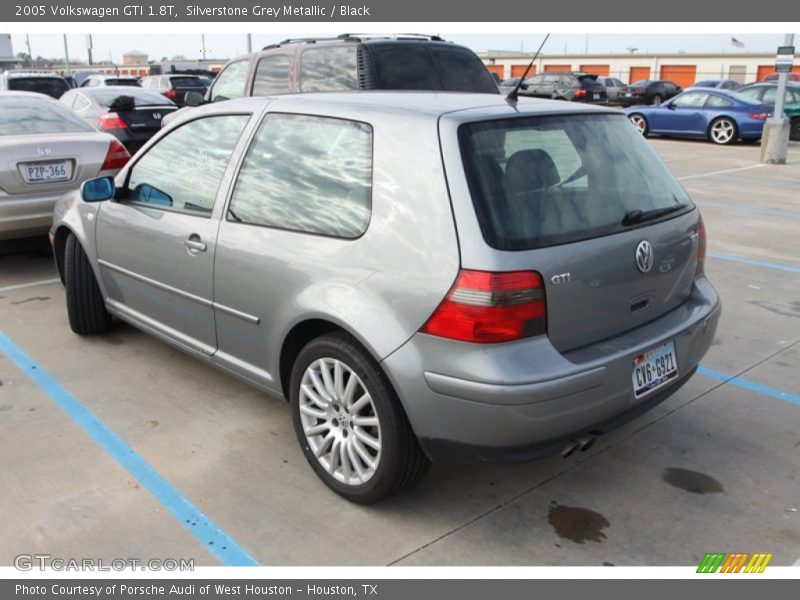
[791,118,800,142]
[651,94,663,106]
[291,332,429,503]
[628,113,649,136]
[708,117,738,145]
[64,233,112,335]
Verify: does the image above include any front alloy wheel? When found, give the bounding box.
[629,114,648,135]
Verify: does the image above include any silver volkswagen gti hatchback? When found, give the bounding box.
[51,92,720,502]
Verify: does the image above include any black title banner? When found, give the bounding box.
[6,0,800,22]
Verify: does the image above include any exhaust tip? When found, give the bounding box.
[561,440,581,459]
[577,434,598,452]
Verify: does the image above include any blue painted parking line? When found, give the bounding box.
[698,366,800,406]
[0,330,259,567]
[708,252,800,274]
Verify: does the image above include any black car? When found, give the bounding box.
[617,80,682,106]
[519,72,608,104]
[59,86,177,152]
[140,74,207,106]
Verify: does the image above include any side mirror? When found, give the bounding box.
[185,91,204,107]
[520,83,529,90]
[81,176,115,202]
[665,103,676,110]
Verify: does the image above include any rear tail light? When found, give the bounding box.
[98,112,128,130]
[748,112,770,121]
[101,139,131,171]
[164,88,177,100]
[420,270,547,343]
[574,88,587,98]
[695,221,707,278]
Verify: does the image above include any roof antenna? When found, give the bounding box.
[506,33,550,105]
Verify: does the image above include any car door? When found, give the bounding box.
[652,91,709,135]
[212,111,374,389]
[95,113,251,355]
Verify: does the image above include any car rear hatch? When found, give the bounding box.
[168,77,207,103]
[448,110,701,353]
[576,75,608,103]
[114,104,176,136]
[0,133,111,195]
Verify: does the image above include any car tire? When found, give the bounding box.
[651,94,663,106]
[791,117,800,142]
[64,233,112,335]
[628,113,649,136]
[290,331,429,503]
[708,117,739,145]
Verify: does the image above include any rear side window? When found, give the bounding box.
[299,46,358,92]
[253,55,291,95]
[370,45,442,89]
[0,97,94,135]
[125,115,249,214]
[459,114,693,250]
[229,113,372,238]
[426,46,498,93]
[8,77,70,99]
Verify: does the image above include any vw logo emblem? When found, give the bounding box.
[153,112,161,120]
[37,147,52,157]
[635,241,654,273]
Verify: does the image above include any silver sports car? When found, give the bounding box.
[0,91,129,241]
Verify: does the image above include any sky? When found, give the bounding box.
[8,33,793,64]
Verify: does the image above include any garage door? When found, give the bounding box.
[512,64,536,78]
[758,65,800,80]
[544,64,572,72]
[486,65,504,78]
[629,66,651,83]
[579,64,610,76]
[660,65,697,88]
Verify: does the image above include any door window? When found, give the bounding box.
[671,92,708,108]
[125,115,249,214]
[253,54,291,95]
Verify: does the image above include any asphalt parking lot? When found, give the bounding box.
[1,138,798,567]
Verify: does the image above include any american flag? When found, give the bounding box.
[731,37,745,48]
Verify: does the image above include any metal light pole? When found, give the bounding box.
[761,33,795,164]
[201,34,206,61]
[25,34,33,67]
[246,34,252,53]
[62,34,71,77]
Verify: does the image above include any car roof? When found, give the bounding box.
[177,91,620,122]
[4,71,65,79]
[0,90,59,100]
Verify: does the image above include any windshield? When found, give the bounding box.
[8,77,70,99]
[459,113,694,250]
[104,78,140,86]
[0,97,94,135]
[694,80,719,87]
[169,76,205,87]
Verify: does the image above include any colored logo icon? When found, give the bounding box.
[697,552,773,573]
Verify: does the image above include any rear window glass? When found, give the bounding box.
[169,77,204,87]
[105,79,140,86]
[630,80,651,87]
[299,46,358,92]
[0,97,94,135]
[8,77,70,99]
[459,114,693,251]
[93,90,174,107]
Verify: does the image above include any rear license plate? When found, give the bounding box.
[21,160,72,184]
[593,93,600,100]
[632,341,678,398]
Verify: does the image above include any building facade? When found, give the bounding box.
[479,51,800,86]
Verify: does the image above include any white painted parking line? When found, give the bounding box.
[0,278,60,293]
[678,164,767,181]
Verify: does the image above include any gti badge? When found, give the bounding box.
[37,146,52,157]
[635,241,654,273]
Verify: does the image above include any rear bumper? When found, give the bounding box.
[0,191,62,240]
[382,278,720,463]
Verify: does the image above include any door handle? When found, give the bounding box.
[184,235,207,253]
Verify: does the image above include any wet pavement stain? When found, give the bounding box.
[547,501,610,544]
[749,300,800,318]
[661,467,725,495]
[11,296,50,305]
[0,404,12,411]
